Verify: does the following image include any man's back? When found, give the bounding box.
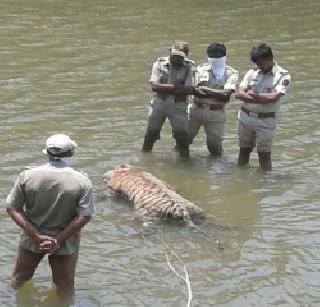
[18,164,92,228]
[7,162,93,254]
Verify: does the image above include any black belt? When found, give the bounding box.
[195,103,224,111]
[241,106,275,118]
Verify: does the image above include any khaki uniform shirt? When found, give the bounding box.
[240,63,291,113]
[193,64,239,105]
[186,57,196,77]
[149,56,193,103]
[6,161,94,255]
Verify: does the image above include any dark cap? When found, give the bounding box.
[207,43,226,58]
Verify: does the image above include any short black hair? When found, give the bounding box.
[207,43,226,58]
[47,148,74,158]
[250,43,273,63]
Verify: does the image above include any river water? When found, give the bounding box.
[0,0,320,306]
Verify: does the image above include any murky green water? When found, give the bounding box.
[1,0,320,305]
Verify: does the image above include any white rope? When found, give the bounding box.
[162,235,193,307]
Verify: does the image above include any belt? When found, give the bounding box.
[174,94,187,103]
[156,93,186,103]
[241,106,275,118]
[195,102,224,111]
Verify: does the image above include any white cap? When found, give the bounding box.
[43,134,78,155]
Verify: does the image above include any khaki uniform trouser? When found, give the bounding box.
[188,104,226,150]
[237,109,277,152]
[145,99,188,139]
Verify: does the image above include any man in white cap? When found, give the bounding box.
[142,41,200,159]
[6,134,94,300]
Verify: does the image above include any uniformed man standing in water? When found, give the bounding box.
[236,43,291,171]
[142,41,199,159]
[6,134,94,300]
[189,43,239,157]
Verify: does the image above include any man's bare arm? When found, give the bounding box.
[6,207,53,244]
[55,216,90,245]
[40,216,91,254]
[235,87,257,103]
[236,87,282,104]
[199,86,234,102]
[150,82,194,95]
[150,82,176,94]
[248,91,283,104]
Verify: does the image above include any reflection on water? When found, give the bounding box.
[1,0,320,305]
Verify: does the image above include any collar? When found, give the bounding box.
[257,62,278,75]
[271,62,279,75]
[48,160,70,168]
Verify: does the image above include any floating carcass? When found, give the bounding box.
[104,165,203,221]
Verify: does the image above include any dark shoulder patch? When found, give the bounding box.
[282,79,290,86]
